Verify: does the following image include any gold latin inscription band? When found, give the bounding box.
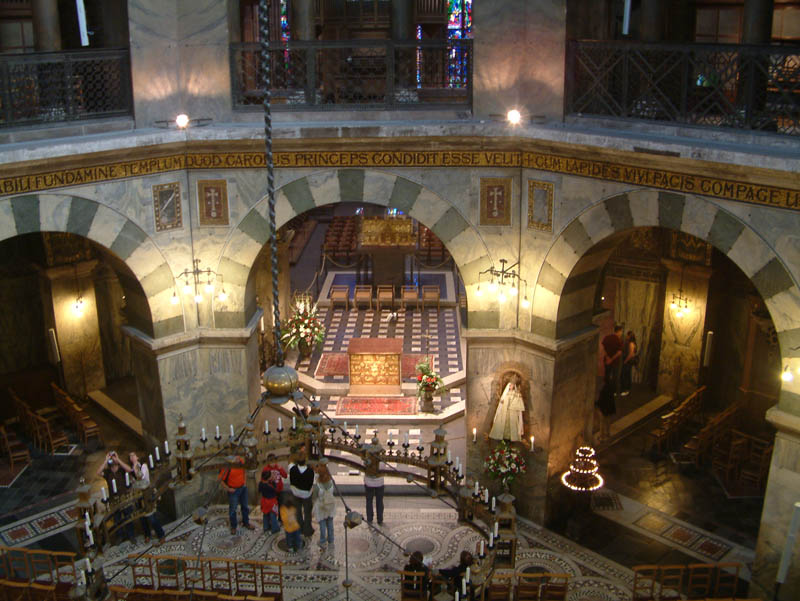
[1,150,798,211]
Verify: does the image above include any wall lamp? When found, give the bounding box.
[670,263,691,318]
[475,259,530,308]
[154,114,212,129]
[172,259,227,305]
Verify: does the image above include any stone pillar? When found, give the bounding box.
[391,0,413,41]
[657,261,711,399]
[31,0,62,51]
[752,408,800,601]
[743,0,775,43]
[640,0,666,41]
[41,260,106,399]
[291,0,316,41]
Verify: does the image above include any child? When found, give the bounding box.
[312,461,336,549]
[258,466,283,534]
[280,494,303,552]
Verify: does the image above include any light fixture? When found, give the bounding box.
[561,446,604,492]
[671,264,691,317]
[782,366,794,382]
[475,259,529,308]
[170,291,179,305]
[175,113,190,128]
[176,259,227,304]
[72,296,85,317]
[506,109,522,125]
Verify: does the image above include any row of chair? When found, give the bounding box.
[632,562,741,600]
[681,403,742,468]
[711,429,773,493]
[109,587,276,601]
[8,388,69,456]
[329,284,441,311]
[484,572,569,601]
[0,579,61,601]
[647,386,707,456]
[0,424,30,470]
[0,545,78,598]
[322,216,359,262]
[418,225,449,263]
[125,554,282,600]
[49,383,102,446]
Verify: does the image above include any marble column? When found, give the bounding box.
[31,0,61,51]
[391,0,413,41]
[640,0,667,41]
[743,0,775,43]
[41,260,106,399]
[657,261,711,399]
[291,0,316,41]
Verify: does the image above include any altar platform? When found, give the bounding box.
[347,337,403,396]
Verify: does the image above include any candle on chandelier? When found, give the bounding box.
[124,472,130,487]
[474,481,479,495]
[494,521,499,537]
[111,479,117,495]
[86,528,94,547]
[466,567,470,583]
[404,431,409,445]
[455,456,460,471]
[462,577,466,595]
[447,449,451,463]
[491,496,496,512]
[355,424,360,436]
[480,540,485,556]
[201,427,206,440]
[230,424,235,438]
[292,416,297,430]
[343,421,347,434]
[489,532,494,547]
[149,454,154,469]
[484,488,489,504]
[155,446,160,462]
[455,591,459,601]
[165,440,170,455]
[264,420,269,434]
[530,435,535,451]
[472,427,477,443]
[215,425,220,438]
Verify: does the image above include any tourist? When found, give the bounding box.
[312,460,336,548]
[259,465,283,534]
[363,443,385,525]
[280,494,303,552]
[288,451,315,537]
[218,456,255,535]
[620,330,638,396]
[96,451,135,544]
[438,550,474,598]
[402,551,431,599]
[601,325,624,390]
[117,451,166,544]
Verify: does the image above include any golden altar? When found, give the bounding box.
[347,337,403,396]
[359,216,416,247]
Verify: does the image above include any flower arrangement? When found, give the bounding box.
[281,296,325,351]
[484,440,527,490]
[415,357,444,397]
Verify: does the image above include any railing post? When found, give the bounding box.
[564,39,575,116]
[0,58,12,125]
[229,44,241,107]
[386,40,395,109]
[680,46,689,123]
[306,44,317,106]
[64,52,74,119]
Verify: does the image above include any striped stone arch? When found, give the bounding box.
[531,189,800,407]
[215,169,489,328]
[0,193,183,338]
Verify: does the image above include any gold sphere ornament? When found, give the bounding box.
[262,363,301,404]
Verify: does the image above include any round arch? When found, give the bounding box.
[214,169,489,327]
[0,193,181,338]
[530,189,800,407]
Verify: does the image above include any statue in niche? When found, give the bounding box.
[489,372,525,442]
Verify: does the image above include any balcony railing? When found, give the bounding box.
[566,40,800,136]
[231,39,472,111]
[0,48,133,128]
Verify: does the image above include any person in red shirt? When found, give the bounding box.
[259,454,286,534]
[601,325,624,388]
[219,456,255,535]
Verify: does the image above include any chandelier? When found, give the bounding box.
[171,258,228,305]
[669,263,691,318]
[475,259,530,308]
[561,446,604,492]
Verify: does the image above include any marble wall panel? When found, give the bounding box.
[409,188,450,227]
[0,273,47,374]
[612,278,662,386]
[363,171,396,206]
[0,199,16,240]
[307,171,341,207]
[38,194,71,233]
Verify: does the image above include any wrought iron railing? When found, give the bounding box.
[566,40,800,136]
[231,39,472,110]
[0,48,132,128]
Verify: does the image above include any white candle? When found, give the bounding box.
[111,479,117,495]
[149,454,154,469]
[462,577,466,595]
[215,425,220,438]
[388,431,392,443]
[155,446,160,462]
[480,540,484,556]
[264,420,269,434]
[472,427,476,442]
[84,520,91,536]
[474,481,479,495]
[466,567,470,582]
[201,427,206,440]
[489,532,494,547]
[164,440,170,455]
[447,449,451,463]
[455,456,460,471]
[404,431,408,445]
[494,521,499,537]
[84,511,90,527]
[230,424,235,438]
[491,496,496,512]
[458,465,463,478]
[292,416,297,429]
[530,435,535,451]
[278,417,283,430]
[355,424,359,435]
[343,421,347,433]
[484,488,489,504]
[125,472,130,487]
[86,528,94,546]
[455,591,459,601]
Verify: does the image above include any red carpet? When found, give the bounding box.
[336,397,417,415]
[316,353,433,379]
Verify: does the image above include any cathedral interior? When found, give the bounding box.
[0,1,799,600]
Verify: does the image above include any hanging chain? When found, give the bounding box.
[259,0,283,366]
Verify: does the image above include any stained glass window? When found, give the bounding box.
[447,0,472,39]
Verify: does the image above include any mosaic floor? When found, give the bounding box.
[100,496,635,601]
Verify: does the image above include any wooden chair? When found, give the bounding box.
[713,562,740,598]
[128,555,156,590]
[738,443,772,492]
[647,414,675,456]
[50,551,77,601]
[421,285,440,312]
[255,561,282,600]
[0,426,30,471]
[540,574,569,601]
[329,285,350,311]
[4,548,30,583]
[686,563,714,599]
[28,582,57,601]
[232,560,258,597]
[631,565,658,601]
[32,414,69,456]
[0,578,31,601]
[353,285,373,310]
[398,570,427,600]
[657,565,684,600]
[516,573,546,601]
[376,285,394,311]
[207,558,233,594]
[485,572,513,601]
[28,551,53,583]
[401,285,419,310]
[154,556,183,590]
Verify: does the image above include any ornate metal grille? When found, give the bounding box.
[0,48,132,127]
[231,39,471,110]
[566,40,799,136]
